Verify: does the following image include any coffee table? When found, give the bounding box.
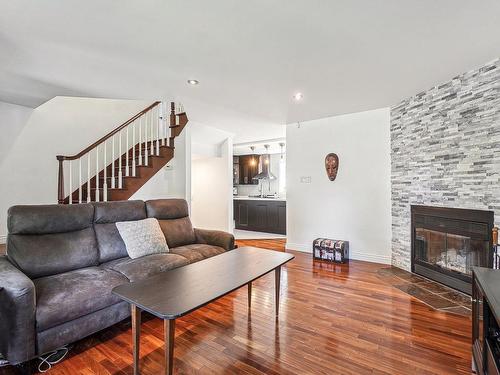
[112,246,294,375]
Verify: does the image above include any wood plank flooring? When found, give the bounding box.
[0,239,471,374]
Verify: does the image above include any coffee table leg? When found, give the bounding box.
[131,304,141,375]
[248,282,252,309]
[164,319,175,375]
[275,266,281,318]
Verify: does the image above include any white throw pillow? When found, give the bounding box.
[115,218,169,259]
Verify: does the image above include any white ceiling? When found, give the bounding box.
[1,0,500,142]
[233,139,286,156]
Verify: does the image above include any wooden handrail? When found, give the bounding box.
[56,101,162,161]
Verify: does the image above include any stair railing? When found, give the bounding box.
[56,101,181,204]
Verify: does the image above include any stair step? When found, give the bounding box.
[81,186,125,191]
[106,164,153,174]
[121,152,164,161]
[99,162,156,173]
[130,142,172,152]
[98,175,139,182]
[107,142,173,159]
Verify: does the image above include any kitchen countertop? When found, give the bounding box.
[233,196,286,201]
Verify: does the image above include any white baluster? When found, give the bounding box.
[138,115,143,166]
[156,106,160,155]
[166,102,171,147]
[118,131,123,189]
[160,103,165,147]
[103,141,108,202]
[87,153,91,202]
[78,158,82,204]
[126,126,130,177]
[150,109,154,156]
[95,146,100,202]
[69,160,73,204]
[144,113,149,166]
[132,121,137,177]
[111,136,115,189]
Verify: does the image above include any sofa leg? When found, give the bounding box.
[15,361,35,375]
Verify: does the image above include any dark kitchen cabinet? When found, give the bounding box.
[472,267,500,375]
[235,154,259,185]
[234,199,286,235]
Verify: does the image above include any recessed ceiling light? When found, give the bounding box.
[293,92,303,101]
[187,79,199,85]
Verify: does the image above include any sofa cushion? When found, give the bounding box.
[8,204,94,235]
[146,199,196,248]
[158,217,196,248]
[145,199,189,219]
[92,200,147,263]
[170,244,225,263]
[101,253,189,282]
[34,267,128,332]
[8,229,99,279]
[7,204,98,279]
[37,301,130,356]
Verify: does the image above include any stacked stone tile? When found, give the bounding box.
[391,58,500,270]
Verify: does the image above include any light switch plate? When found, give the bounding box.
[300,176,311,183]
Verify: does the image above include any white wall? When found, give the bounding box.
[0,97,150,240]
[0,102,33,163]
[191,136,233,232]
[286,107,392,264]
[0,101,34,242]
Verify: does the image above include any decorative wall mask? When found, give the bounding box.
[325,153,339,181]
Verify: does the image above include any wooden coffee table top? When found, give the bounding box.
[112,246,294,319]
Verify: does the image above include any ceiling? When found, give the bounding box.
[233,139,286,156]
[1,0,500,142]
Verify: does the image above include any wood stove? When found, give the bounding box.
[411,205,494,295]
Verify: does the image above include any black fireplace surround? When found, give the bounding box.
[411,205,494,295]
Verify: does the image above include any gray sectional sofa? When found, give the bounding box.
[0,199,235,366]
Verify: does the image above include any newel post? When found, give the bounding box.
[169,102,175,127]
[56,156,65,204]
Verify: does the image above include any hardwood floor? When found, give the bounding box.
[0,239,471,374]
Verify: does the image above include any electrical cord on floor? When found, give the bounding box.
[38,347,69,373]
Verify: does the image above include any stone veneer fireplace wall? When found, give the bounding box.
[391,58,500,271]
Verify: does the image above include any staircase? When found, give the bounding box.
[56,101,188,204]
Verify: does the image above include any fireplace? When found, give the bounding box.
[411,205,494,294]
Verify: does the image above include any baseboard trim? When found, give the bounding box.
[0,235,6,244]
[285,242,310,253]
[285,242,391,265]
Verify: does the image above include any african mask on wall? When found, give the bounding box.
[325,153,339,181]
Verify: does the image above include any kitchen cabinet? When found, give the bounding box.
[234,199,286,235]
[235,154,259,185]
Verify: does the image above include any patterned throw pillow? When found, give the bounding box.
[115,218,169,259]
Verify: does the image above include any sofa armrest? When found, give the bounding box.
[194,228,235,251]
[0,256,36,365]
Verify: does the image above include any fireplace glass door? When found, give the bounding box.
[414,227,489,278]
